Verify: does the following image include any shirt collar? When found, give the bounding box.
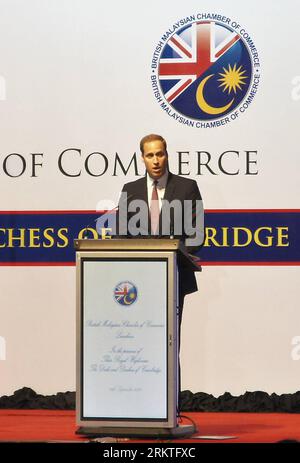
[147,169,169,189]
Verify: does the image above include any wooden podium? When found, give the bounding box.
[74,238,200,438]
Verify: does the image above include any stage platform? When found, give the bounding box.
[0,410,300,443]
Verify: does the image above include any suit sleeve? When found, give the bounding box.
[184,180,205,254]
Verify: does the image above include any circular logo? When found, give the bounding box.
[151,15,260,126]
[113,281,138,306]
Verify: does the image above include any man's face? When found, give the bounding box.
[142,140,168,179]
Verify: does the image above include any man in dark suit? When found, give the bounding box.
[117,133,204,407]
[117,134,204,304]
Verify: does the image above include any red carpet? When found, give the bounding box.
[0,410,300,443]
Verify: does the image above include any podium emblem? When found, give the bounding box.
[114,281,138,306]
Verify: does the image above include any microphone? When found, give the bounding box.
[82,216,100,240]
[170,207,174,239]
[82,193,134,239]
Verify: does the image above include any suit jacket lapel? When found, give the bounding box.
[138,176,150,234]
[158,172,176,236]
[162,172,176,203]
[136,176,148,206]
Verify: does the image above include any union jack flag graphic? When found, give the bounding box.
[115,284,128,298]
[158,21,253,120]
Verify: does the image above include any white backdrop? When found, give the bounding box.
[0,0,299,396]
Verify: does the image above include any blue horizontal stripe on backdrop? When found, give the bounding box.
[0,210,299,264]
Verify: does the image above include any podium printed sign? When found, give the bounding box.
[81,258,168,420]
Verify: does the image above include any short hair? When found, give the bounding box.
[140,134,167,154]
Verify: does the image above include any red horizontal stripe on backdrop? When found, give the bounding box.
[204,209,300,213]
[0,262,75,266]
[0,209,300,214]
[200,261,300,266]
[0,210,99,215]
[1,262,300,267]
